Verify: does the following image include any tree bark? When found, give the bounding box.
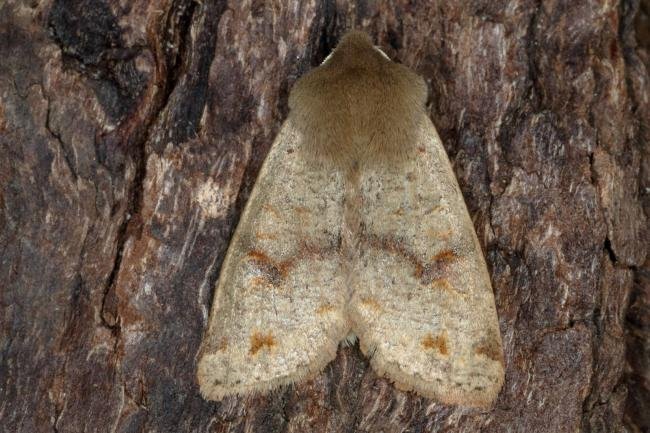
[1,1,648,432]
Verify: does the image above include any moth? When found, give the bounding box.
[197,30,504,408]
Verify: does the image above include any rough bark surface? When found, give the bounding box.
[1,1,648,432]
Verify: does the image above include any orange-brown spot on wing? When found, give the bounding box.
[475,344,503,363]
[421,333,449,355]
[360,297,382,311]
[431,249,457,263]
[316,303,336,314]
[247,250,272,263]
[417,146,426,153]
[246,250,293,280]
[392,206,405,216]
[249,331,276,355]
[431,278,465,296]
[217,337,229,352]
[276,259,294,279]
[413,262,425,279]
[248,276,268,289]
[474,331,504,364]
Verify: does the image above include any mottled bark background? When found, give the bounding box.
[1,0,648,432]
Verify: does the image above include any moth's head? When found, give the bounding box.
[320,30,391,67]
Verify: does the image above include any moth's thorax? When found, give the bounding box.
[288,31,428,171]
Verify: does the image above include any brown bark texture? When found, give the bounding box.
[1,0,648,432]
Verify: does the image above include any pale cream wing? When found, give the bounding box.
[349,120,504,407]
[197,124,349,400]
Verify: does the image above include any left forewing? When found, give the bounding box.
[197,124,349,400]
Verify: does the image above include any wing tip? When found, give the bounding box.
[371,357,504,408]
[360,340,505,408]
[196,334,345,402]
